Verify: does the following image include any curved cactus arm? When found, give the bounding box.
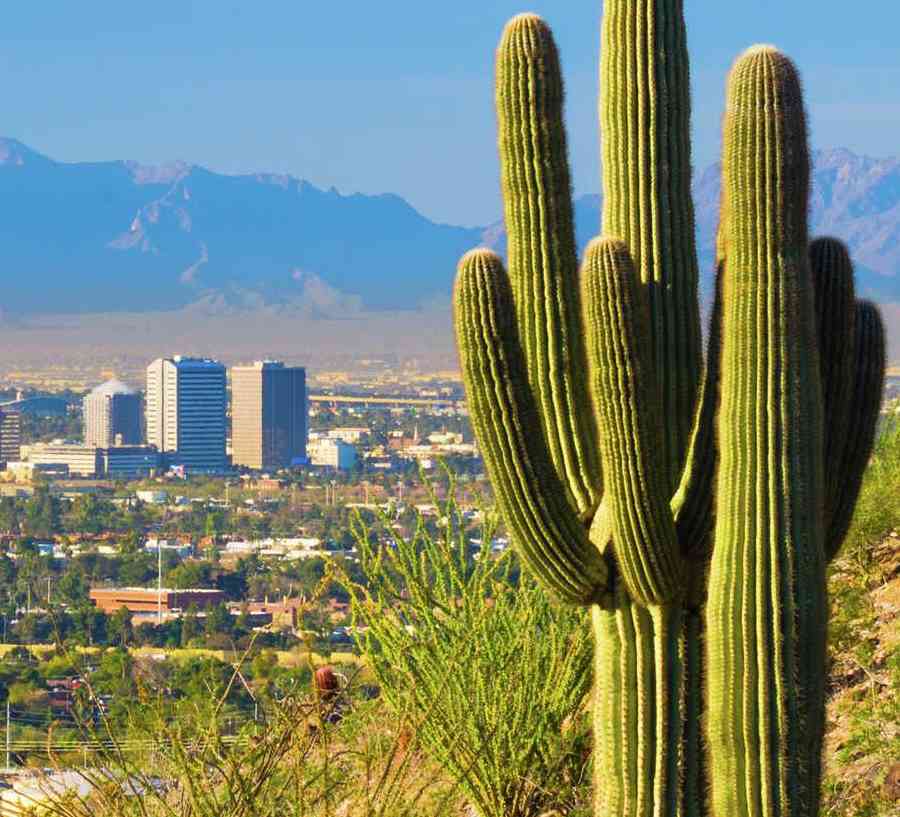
[582,237,683,606]
[601,0,702,489]
[825,300,886,560]
[706,46,826,817]
[496,14,602,516]
[454,249,608,605]
[810,237,857,529]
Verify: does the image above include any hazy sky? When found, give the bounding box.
[4,1,899,225]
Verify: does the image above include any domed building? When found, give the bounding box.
[83,379,142,448]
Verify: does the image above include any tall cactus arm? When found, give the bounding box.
[810,237,857,530]
[582,237,683,606]
[454,249,608,605]
[706,46,826,817]
[601,0,702,489]
[672,263,724,563]
[824,300,886,560]
[496,14,602,516]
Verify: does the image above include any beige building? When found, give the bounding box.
[29,442,102,477]
[231,361,307,470]
[83,379,142,448]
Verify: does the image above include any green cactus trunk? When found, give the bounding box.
[705,47,826,817]
[452,4,886,817]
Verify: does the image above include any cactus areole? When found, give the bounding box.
[452,4,886,817]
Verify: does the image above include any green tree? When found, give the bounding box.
[70,604,107,646]
[108,606,133,647]
[24,488,59,538]
[166,560,212,590]
[180,603,200,646]
[118,552,156,586]
[204,603,232,637]
[118,529,142,556]
[57,568,88,606]
[0,497,20,534]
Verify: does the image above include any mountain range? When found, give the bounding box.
[0,138,898,319]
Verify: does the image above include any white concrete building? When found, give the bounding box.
[146,357,227,473]
[308,438,357,470]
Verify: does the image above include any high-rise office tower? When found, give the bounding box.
[231,361,307,471]
[0,409,21,465]
[83,379,142,448]
[146,357,227,473]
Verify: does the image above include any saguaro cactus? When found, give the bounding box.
[453,3,885,817]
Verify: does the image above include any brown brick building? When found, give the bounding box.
[89,587,225,614]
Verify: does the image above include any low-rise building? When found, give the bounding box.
[89,587,225,614]
[308,438,357,470]
[144,538,194,558]
[328,427,369,444]
[27,442,160,479]
[29,442,102,477]
[102,446,160,479]
[136,489,168,505]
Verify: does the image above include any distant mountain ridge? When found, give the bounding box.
[0,138,898,317]
[0,138,481,315]
[485,148,900,303]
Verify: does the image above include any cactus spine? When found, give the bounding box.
[453,4,886,817]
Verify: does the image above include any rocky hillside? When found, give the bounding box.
[822,424,900,815]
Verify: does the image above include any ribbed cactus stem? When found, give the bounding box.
[454,249,608,604]
[811,237,857,538]
[601,0,702,489]
[582,238,683,605]
[706,47,826,817]
[593,595,684,817]
[672,266,724,567]
[496,14,602,516]
[824,300,886,559]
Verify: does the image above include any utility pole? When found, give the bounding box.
[5,699,11,770]
[47,577,52,607]
[157,540,163,626]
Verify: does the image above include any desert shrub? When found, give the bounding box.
[17,653,450,817]
[341,493,592,817]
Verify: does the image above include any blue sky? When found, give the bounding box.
[4,1,899,225]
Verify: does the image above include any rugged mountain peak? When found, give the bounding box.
[122,160,193,186]
[0,137,53,167]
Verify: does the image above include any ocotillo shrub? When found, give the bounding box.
[342,498,593,817]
